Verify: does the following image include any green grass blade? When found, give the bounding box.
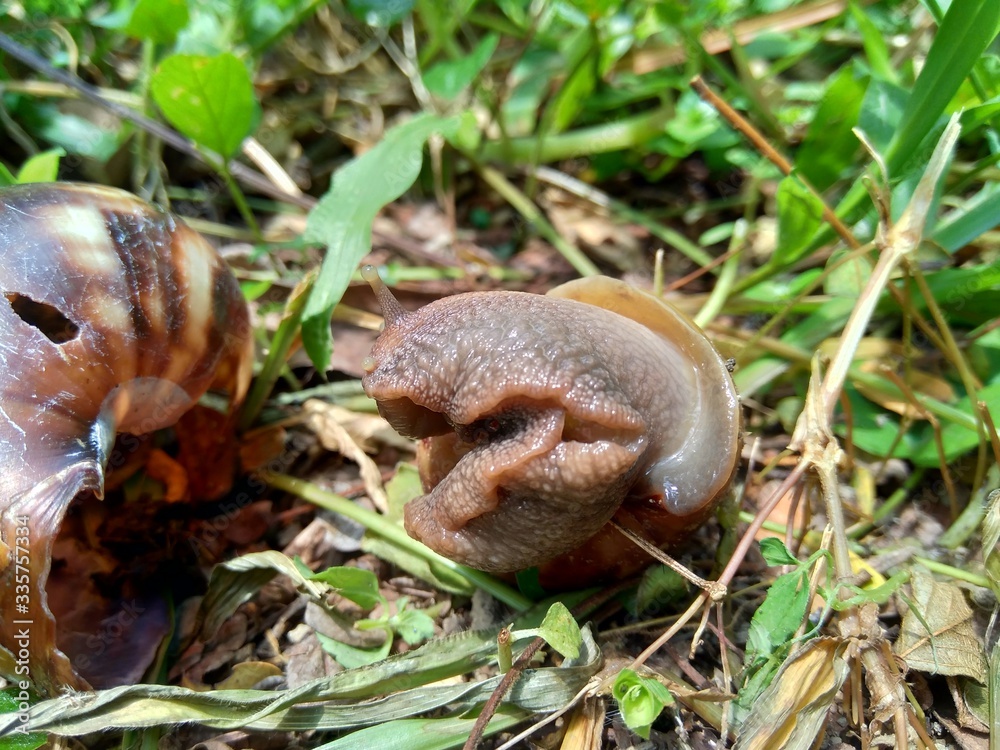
[302,113,462,371]
[884,0,1000,174]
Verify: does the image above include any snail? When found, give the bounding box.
[360,267,741,587]
[0,183,253,693]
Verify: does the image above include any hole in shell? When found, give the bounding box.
[4,292,80,343]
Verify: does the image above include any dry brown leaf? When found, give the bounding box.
[144,448,189,503]
[894,570,987,683]
[818,336,904,361]
[735,637,850,750]
[560,694,605,750]
[855,367,956,418]
[214,660,283,690]
[304,399,389,512]
[541,187,642,270]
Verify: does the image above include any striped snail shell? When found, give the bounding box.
[0,183,253,693]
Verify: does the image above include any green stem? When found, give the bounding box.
[264,472,533,612]
[478,106,671,164]
[238,273,313,431]
[533,166,714,268]
[913,556,990,588]
[694,222,742,328]
[218,162,263,242]
[475,163,599,277]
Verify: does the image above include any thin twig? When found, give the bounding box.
[690,74,860,250]
[461,637,547,750]
[463,581,635,749]
[610,521,726,601]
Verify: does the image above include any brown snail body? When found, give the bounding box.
[361,268,741,585]
[0,183,253,692]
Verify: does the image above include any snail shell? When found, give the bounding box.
[361,269,741,585]
[0,183,253,692]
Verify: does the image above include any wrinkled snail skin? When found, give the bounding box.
[0,183,253,693]
[361,268,741,580]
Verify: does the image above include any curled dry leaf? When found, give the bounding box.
[0,183,253,693]
[303,399,389,513]
[893,570,987,683]
[735,638,850,750]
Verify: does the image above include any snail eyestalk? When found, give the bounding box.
[361,264,407,326]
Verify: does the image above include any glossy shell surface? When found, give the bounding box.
[0,183,252,692]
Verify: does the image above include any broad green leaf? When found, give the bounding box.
[537,602,581,659]
[772,176,824,268]
[634,565,687,615]
[503,50,560,135]
[36,106,120,161]
[931,182,1000,253]
[359,534,475,597]
[384,462,423,522]
[312,710,528,750]
[759,538,800,567]
[0,689,45,750]
[3,627,600,735]
[241,0,325,54]
[733,297,853,398]
[391,603,436,645]
[834,387,925,461]
[856,78,908,154]
[125,0,189,44]
[612,669,673,740]
[884,0,1000,174]
[911,379,1000,467]
[795,66,866,191]
[317,631,392,669]
[151,53,257,158]
[664,89,724,148]
[823,248,872,299]
[198,551,327,639]
[309,566,382,609]
[959,95,1000,132]
[745,568,810,668]
[15,149,64,183]
[899,262,1000,327]
[548,52,597,133]
[424,34,499,100]
[240,278,273,301]
[301,113,462,370]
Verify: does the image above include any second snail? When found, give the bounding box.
[0,183,253,693]
[361,265,742,588]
